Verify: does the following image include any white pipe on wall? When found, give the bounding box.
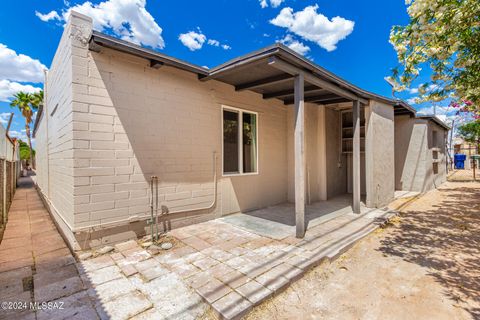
[75,152,218,233]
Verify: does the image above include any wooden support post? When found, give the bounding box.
[294,73,306,238]
[352,100,361,214]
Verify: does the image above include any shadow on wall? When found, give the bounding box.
[394,116,414,191]
[93,49,291,223]
[395,116,426,192]
[94,50,219,231]
[377,185,480,319]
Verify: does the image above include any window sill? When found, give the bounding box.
[222,172,259,177]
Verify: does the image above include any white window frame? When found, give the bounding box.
[221,105,259,176]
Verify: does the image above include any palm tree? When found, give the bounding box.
[10,90,43,169]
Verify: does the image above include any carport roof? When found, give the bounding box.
[89,31,416,115]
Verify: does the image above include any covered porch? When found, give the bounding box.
[219,195,373,240]
[201,44,372,238]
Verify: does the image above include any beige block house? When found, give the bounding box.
[34,12,440,250]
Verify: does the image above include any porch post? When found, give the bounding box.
[294,73,306,237]
[352,100,361,214]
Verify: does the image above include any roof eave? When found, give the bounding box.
[89,31,209,76]
[87,32,416,115]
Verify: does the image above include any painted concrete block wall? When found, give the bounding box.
[48,12,289,248]
[35,116,48,195]
[35,12,82,247]
[365,100,395,207]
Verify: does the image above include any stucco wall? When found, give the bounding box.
[394,115,428,191]
[425,121,447,189]
[325,108,347,198]
[365,100,395,207]
[287,103,322,203]
[395,115,447,192]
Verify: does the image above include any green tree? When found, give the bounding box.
[457,121,480,152]
[10,91,43,168]
[389,0,480,114]
[18,140,35,161]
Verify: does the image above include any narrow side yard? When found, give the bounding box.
[245,181,480,320]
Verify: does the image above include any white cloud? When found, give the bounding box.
[259,0,284,8]
[416,104,459,125]
[0,80,42,102]
[38,0,165,49]
[35,10,61,22]
[207,39,220,46]
[0,113,12,125]
[279,34,310,55]
[179,31,206,51]
[408,83,440,95]
[0,44,46,83]
[406,97,418,105]
[179,30,231,51]
[408,87,419,94]
[9,130,32,142]
[270,5,354,52]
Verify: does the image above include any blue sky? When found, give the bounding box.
[0,0,451,143]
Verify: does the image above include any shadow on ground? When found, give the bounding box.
[378,183,480,319]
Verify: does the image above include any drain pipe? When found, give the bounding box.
[163,151,218,215]
[74,152,218,233]
[149,175,159,242]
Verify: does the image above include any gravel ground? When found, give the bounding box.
[245,181,480,320]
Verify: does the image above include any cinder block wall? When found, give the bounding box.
[35,11,84,247]
[40,12,289,249]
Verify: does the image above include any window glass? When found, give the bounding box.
[243,112,257,173]
[223,110,239,173]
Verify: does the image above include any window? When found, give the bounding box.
[432,130,438,147]
[223,107,258,175]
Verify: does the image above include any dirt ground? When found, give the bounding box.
[245,181,480,320]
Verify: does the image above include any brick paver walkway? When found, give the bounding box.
[0,176,206,320]
[0,176,399,320]
[0,176,91,320]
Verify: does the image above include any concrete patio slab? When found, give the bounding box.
[220,194,375,240]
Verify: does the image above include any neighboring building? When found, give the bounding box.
[394,114,449,192]
[0,116,20,227]
[452,137,478,169]
[34,12,438,250]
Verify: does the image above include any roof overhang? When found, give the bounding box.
[89,31,209,76]
[88,32,416,113]
[416,115,450,130]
